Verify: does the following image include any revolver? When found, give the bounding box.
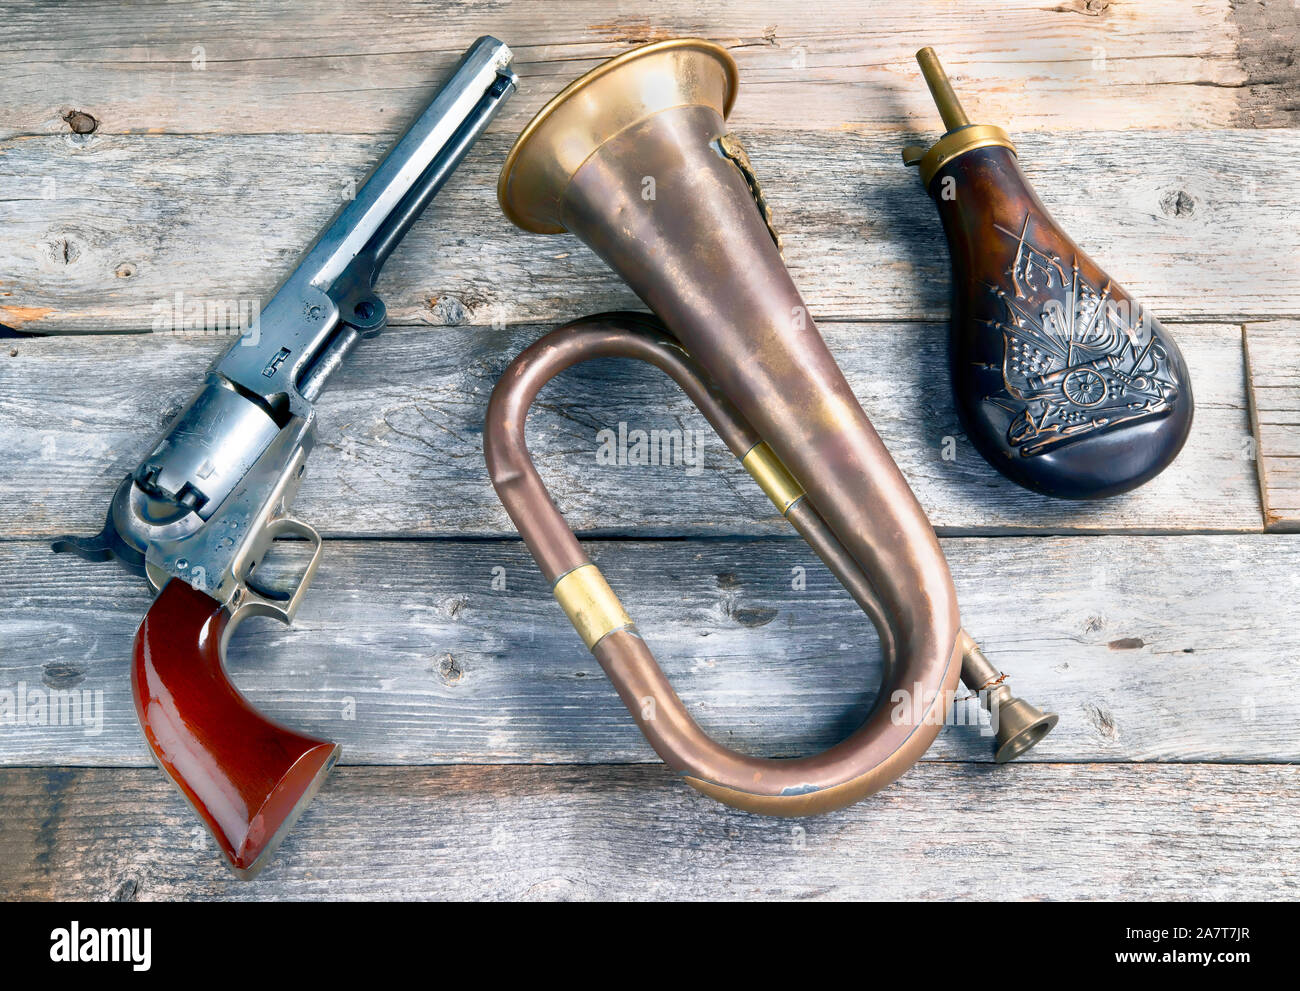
[53,37,517,878]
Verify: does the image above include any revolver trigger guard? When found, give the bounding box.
[235,515,323,626]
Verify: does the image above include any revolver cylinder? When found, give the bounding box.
[134,379,281,519]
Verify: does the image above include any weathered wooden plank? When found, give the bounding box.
[1245,321,1300,531]
[1,763,1295,900]
[0,1,1291,141]
[1231,0,1300,127]
[0,322,1259,537]
[1,129,1295,332]
[2,534,1296,766]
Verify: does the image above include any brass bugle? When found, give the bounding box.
[487,40,1056,815]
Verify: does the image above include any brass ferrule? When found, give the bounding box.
[902,48,1017,189]
[552,563,636,650]
[740,441,806,515]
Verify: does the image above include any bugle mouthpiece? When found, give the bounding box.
[991,695,1059,764]
[959,632,1057,763]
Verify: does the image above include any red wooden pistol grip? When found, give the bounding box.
[132,579,339,879]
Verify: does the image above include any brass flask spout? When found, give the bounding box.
[916,46,971,129]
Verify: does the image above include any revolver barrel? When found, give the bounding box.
[294,35,518,301]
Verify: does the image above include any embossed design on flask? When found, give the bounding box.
[987,215,1183,458]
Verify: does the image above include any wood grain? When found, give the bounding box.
[1,1,1293,141]
[1,0,1295,904]
[3,534,1296,766]
[0,322,1259,538]
[1245,321,1300,531]
[2,763,1295,900]
[1230,0,1300,128]
[0,128,1294,332]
